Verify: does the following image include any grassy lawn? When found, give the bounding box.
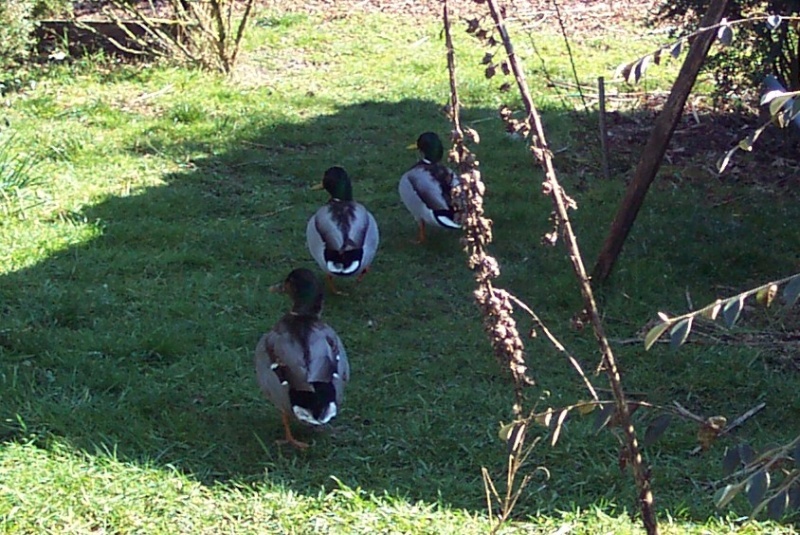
[1,6,799,533]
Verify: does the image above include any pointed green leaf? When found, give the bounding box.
[717,22,734,46]
[614,61,633,82]
[653,48,662,66]
[746,470,770,507]
[507,421,527,456]
[783,276,800,308]
[715,483,742,509]
[644,321,670,351]
[498,421,515,441]
[717,146,738,173]
[722,296,744,328]
[789,485,800,509]
[550,409,569,447]
[768,490,788,520]
[739,443,756,465]
[670,40,683,58]
[722,446,742,477]
[643,414,672,448]
[769,94,795,117]
[766,15,782,30]
[702,300,722,320]
[669,317,693,350]
[632,56,650,84]
[761,89,789,106]
[593,403,615,434]
[791,98,800,122]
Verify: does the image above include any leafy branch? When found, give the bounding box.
[717,87,800,172]
[643,272,800,351]
[643,273,800,520]
[613,13,800,174]
[716,435,800,520]
[615,15,799,85]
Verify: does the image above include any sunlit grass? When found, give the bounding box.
[0,7,798,533]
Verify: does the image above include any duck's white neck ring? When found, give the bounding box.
[422,158,432,164]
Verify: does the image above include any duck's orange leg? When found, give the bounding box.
[415,221,427,244]
[356,267,370,284]
[325,274,347,296]
[276,412,309,450]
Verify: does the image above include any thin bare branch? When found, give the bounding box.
[483,0,658,532]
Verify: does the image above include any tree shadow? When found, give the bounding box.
[1,95,798,522]
[0,97,558,513]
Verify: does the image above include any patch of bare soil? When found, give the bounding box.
[73,0,661,31]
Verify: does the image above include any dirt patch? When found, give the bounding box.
[72,0,661,31]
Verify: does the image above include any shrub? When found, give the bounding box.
[0,1,37,68]
[655,0,800,96]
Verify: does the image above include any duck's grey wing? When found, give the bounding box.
[305,323,349,406]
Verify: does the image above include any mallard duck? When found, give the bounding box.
[306,166,380,294]
[398,132,461,243]
[254,268,350,449]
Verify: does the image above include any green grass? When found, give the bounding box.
[1,7,799,533]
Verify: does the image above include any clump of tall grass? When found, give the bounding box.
[0,131,39,213]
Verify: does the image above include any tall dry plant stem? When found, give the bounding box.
[482,0,658,532]
[443,2,534,420]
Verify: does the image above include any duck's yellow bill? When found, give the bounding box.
[406,143,417,150]
[310,182,325,190]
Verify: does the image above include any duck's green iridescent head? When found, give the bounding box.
[272,268,324,316]
[416,132,445,163]
[322,166,353,201]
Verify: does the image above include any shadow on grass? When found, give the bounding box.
[0,97,553,514]
[1,96,799,521]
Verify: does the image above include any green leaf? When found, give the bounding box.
[506,421,527,456]
[614,61,633,82]
[783,276,800,308]
[739,443,755,465]
[766,15,782,31]
[717,146,738,173]
[631,56,650,84]
[670,40,683,58]
[722,296,744,328]
[767,490,787,520]
[643,414,671,448]
[769,94,795,117]
[644,321,670,350]
[717,21,733,46]
[669,317,692,350]
[746,470,770,507]
[722,446,741,477]
[593,403,615,434]
[789,485,800,510]
[791,98,800,123]
[702,300,722,320]
[715,483,742,509]
[550,409,569,447]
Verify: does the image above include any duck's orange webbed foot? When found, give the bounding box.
[277,412,309,450]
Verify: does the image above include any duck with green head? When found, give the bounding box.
[398,132,461,243]
[307,166,380,294]
[254,268,350,449]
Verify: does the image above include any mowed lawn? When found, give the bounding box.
[1,6,799,533]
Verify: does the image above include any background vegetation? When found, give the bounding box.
[0,1,799,533]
